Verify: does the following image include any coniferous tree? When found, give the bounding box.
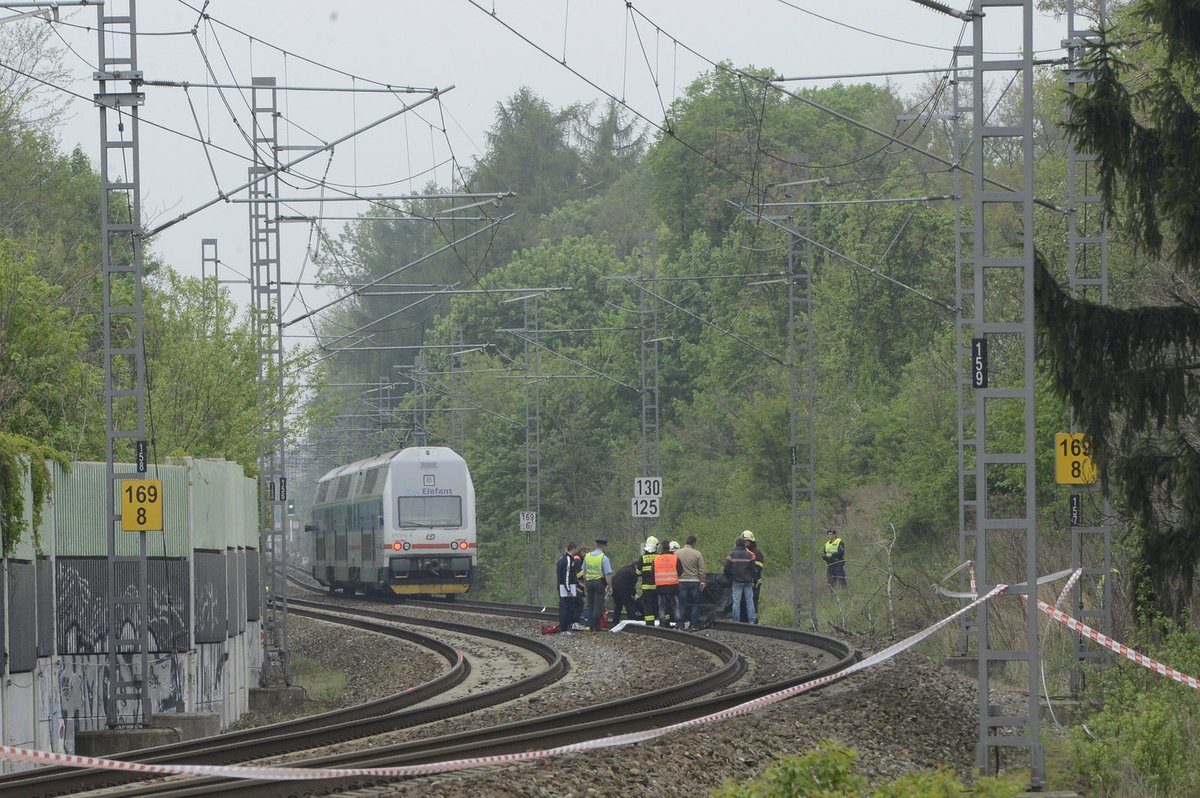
[1039,0,1200,623]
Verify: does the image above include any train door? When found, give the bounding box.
[312,507,326,583]
[333,503,349,582]
[348,499,362,584]
[361,498,381,588]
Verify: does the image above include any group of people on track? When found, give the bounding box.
[555,528,846,633]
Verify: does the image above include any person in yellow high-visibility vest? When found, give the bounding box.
[823,529,847,588]
[583,539,613,631]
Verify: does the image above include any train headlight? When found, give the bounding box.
[450,540,459,550]
[392,541,403,551]
[402,541,411,551]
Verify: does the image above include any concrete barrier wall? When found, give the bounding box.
[0,458,260,766]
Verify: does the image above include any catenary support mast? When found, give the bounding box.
[249,76,290,685]
[785,157,817,629]
[952,42,980,656]
[639,234,663,542]
[970,0,1043,784]
[97,0,151,728]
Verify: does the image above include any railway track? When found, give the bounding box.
[103,584,855,797]
[0,603,566,798]
[6,577,856,797]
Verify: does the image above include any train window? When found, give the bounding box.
[359,467,384,496]
[315,481,329,503]
[335,475,352,500]
[397,496,462,528]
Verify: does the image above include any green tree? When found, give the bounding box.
[573,98,647,191]
[142,270,266,470]
[0,238,97,453]
[468,88,585,261]
[1039,1,1200,623]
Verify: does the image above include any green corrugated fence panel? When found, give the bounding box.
[225,464,244,548]
[245,475,259,549]
[44,458,255,557]
[155,464,189,558]
[53,462,191,557]
[190,458,235,551]
[190,459,256,550]
[52,462,107,557]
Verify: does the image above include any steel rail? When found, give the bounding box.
[0,604,564,798]
[124,588,855,797]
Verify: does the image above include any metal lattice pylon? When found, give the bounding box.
[638,234,662,541]
[970,0,1043,784]
[97,0,150,728]
[523,297,542,603]
[952,42,980,656]
[249,76,290,686]
[785,157,818,629]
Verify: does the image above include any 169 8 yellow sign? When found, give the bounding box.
[1055,433,1096,485]
[121,479,163,531]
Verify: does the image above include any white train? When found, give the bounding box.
[311,446,476,597]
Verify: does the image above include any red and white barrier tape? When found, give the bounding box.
[935,566,1198,689]
[1036,600,1200,690]
[1054,568,1083,610]
[934,560,977,600]
[938,565,1075,600]
[0,585,1008,781]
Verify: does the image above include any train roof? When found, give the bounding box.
[315,446,463,484]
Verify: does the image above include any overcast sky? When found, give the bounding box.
[29,0,1076,315]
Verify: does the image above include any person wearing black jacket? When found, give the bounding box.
[823,529,847,588]
[738,530,764,623]
[556,543,581,632]
[609,560,642,624]
[723,537,757,624]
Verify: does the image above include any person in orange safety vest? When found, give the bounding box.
[652,541,684,627]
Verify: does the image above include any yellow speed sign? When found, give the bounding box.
[1054,433,1096,485]
[121,479,163,531]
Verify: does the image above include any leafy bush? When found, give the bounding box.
[712,742,1021,798]
[1069,629,1200,797]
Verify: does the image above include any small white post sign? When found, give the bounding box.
[631,477,662,518]
[519,511,537,532]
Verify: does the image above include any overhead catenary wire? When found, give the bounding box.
[622,3,1069,212]
[730,200,957,313]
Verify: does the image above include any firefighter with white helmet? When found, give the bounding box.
[639,536,661,623]
[737,530,764,623]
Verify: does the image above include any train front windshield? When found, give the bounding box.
[397,496,462,528]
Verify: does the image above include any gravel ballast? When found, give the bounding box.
[270,601,1012,797]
